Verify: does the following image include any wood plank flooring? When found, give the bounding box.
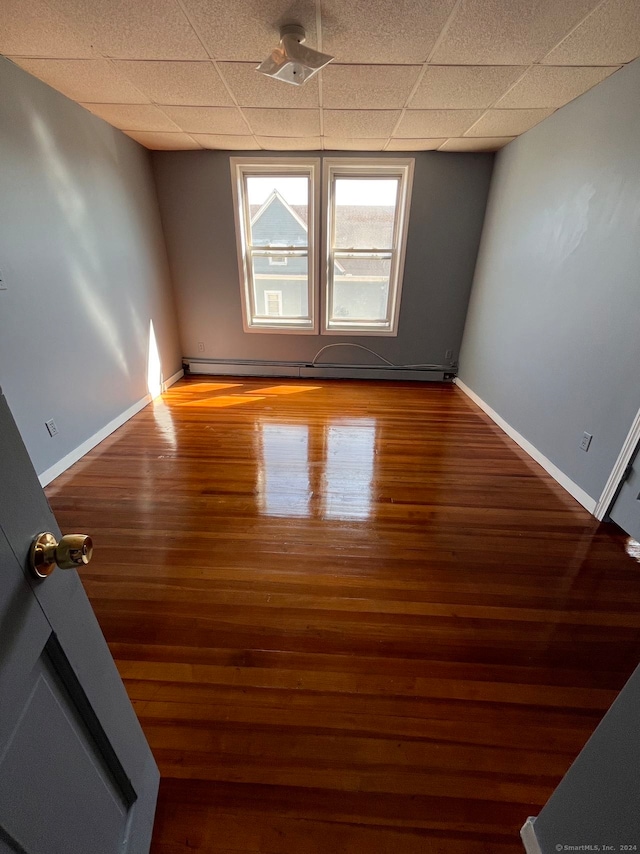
[46,378,640,853]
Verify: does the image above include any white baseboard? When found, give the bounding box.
[520,817,543,854]
[455,378,597,515]
[162,368,184,392]
[39,369,183,487]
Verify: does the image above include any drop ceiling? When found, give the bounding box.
[1,0,639,152]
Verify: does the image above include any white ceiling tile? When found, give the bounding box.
[439,137,515,151]
[81,103,181,131]
[160,105,250,134]
[219,62,319,108]
[495,66,620,109]
[45,0,207,59]
[243,108,321,137]
[0,0,95,58]
[179,0,316,61]
[9,58,150,103]
[257,137,322,150]
[410,66,526,109]
[465,108,555,137]
[114,61,233,106]
[322,65,421,110]
[323,110,400,137]
[323,138,388,151]
[395,109,483,138]
[321,0,458,63]
[386,139,446,150]
[542,0,640,65]
[192,134,261,149]
[431,0,601,64]
[124,130,202,149]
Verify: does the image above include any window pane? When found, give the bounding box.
[252,254,309,319]
[333,178,398,250]
[246,176,309,248]
[330,257,391,322]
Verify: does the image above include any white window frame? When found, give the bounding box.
[321,158,414,337]
[230,157,320,334]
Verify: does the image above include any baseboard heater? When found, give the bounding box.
[184,359,452,383]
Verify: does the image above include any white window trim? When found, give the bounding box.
[321,158,414,337]
[230,157,320,335]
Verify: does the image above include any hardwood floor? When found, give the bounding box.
[46,377,640,853]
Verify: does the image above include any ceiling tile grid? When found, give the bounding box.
[160,105,251,135]
[194,133,261,150]
[464,108,555,137]
[409,66,526,109]
[2,0,639,151]
[321,64,422,110]
[439,136,515,152]
[9,57,151,104]
[114,60,234,106]
[323,138,388,151]
[494,65,619,109]
[323,109,401,138]
[81,102,182,132]
[396,109,485,138]
[124,130,201,149]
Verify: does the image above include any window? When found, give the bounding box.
[231,158,319,333]
[323,160,413,335]
[231,157,413,336]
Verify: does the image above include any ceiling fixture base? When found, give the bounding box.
[257,24,333,86]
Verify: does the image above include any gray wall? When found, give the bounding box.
[531,663,640,852]
[0,57,181,478]
[459,59,640,503]
[152,150,494,366]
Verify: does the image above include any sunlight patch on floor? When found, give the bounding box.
[173,382,243,394]
[182,395,265,408]
[249,385,321,396]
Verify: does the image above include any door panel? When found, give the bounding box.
[609,444,640,541]
[0,394,150,791]
[0,392,159,853]
[0,657,128,854]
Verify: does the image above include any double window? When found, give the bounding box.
[231,158,414,336]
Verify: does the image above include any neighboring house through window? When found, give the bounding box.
[231,157,413,335]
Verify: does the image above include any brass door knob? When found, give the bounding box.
[30,532,93,579]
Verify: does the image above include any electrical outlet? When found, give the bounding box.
[445,349,453,362]
[580,431,592,452]
[197,341,205,353]
[45,419,58,437]
[0,269,6,290]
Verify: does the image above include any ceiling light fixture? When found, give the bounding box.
[257,24,333,86]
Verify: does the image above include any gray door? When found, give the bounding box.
[608,442,640,541]
[0,391,159,854]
